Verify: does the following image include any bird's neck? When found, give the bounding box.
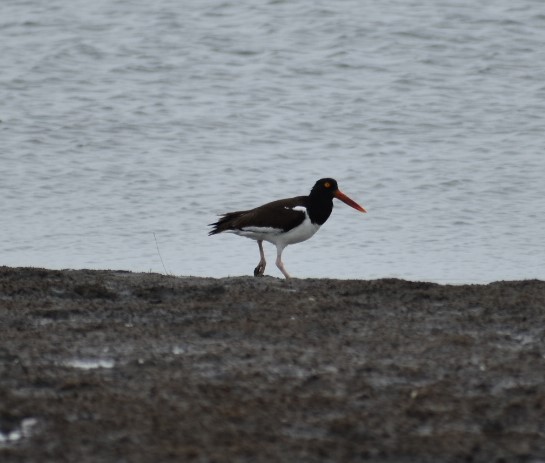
[306,193,333,225]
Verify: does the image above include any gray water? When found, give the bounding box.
[2,0,544,282]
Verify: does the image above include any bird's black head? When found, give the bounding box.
[310,178,367,214]
[310,178,339,198]
[305,178,338,225]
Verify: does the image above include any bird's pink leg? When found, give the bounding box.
[275,245,291,279]
[254,240,266,277]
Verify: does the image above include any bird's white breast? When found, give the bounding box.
[230,207,320,247]
[277,213,320,246]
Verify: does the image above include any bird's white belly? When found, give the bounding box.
[230,215,321,247]
[274,217,320,246]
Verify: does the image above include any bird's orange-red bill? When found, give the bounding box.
[334,190,367,213]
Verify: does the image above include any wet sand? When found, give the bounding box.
[1,266,545,462]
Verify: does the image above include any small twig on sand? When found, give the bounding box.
[153,233,169,275]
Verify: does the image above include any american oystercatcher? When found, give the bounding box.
[208,178,366,278]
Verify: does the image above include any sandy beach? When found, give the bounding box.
[1,266,544,462]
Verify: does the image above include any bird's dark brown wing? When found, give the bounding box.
[209,196,308,235]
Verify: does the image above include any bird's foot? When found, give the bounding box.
[254,262,266,277]
[276,261,291,279]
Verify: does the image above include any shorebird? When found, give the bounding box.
[208,178,366,278]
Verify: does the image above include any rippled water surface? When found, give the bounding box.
[2,0,545,282]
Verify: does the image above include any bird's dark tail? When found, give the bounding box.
[208,211,247,235]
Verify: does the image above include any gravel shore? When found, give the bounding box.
[1,266,544,462]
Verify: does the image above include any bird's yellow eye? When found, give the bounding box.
[324,182,331,188]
